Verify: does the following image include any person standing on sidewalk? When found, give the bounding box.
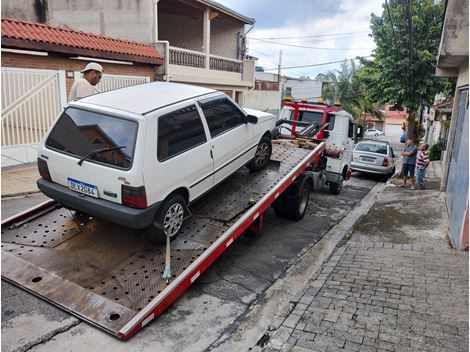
[414,143,430,190]
[400,139,418,188]
[68,62,103,101]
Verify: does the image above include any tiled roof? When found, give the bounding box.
[1,17,163,65]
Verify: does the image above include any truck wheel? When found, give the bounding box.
[147,194,186,244]
[273,176,311,221]
[247,136,272,171]
[329,179,343,195]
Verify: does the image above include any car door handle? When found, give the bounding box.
[210,149,213,159]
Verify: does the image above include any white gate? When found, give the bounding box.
[1,68,67,167]
[74,72,150,93]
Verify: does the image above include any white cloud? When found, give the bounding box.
[217,0,385,77]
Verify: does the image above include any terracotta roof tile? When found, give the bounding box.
[1,17,163,64]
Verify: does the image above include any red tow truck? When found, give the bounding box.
[279,100,357,194]
[2,141,326,340]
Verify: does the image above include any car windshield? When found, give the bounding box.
[45,107,138,169]
[356,143,388,155]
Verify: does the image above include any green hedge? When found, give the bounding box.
[429,143,442,161]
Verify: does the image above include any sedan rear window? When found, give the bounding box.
[46,107,138,169]
[356,143,388,155]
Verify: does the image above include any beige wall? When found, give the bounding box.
[49,0,155,43]
[210,17,243,59]
[246,90,282,113]
[457,60,469,87]
[168,64,252,87]
[158,13,204,52]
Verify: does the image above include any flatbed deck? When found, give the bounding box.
[1,143,324,340]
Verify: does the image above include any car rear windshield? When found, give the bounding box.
[356,143,388,155]
[46,107,138,169]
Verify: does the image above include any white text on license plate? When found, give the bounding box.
[67,178,98,198]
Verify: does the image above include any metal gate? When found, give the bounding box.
[446,88,469,249]
[1,68,67,167]
[74,72,150,93]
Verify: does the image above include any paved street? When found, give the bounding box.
[1,174,378,352]
[261,183,469,352]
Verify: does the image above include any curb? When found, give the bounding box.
[1,190,41,199]
[214,181,387,352]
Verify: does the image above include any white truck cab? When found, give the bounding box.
[279,101,356,194]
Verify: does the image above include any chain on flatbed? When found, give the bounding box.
[1,144,323,339]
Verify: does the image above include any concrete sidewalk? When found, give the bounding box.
[261,169,468,352]
[1,163,40,198]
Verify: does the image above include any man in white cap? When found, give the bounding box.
[68,62,103,101]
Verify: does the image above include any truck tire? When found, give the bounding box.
[147,194,186,244]
[247,136,272,171]
[328,179,343,195]
[273,175,311,221]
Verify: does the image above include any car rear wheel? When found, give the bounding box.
[247,136,272,171]
[328,179,343,195]
[147,194,186,244]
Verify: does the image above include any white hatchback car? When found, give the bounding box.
[37,82,276,242]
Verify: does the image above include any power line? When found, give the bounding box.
[250,30,370,40]
[250,38,375,50]
[263,56,372,71]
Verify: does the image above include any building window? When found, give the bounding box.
[285,87,292,95]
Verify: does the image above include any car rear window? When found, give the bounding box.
[356,143,388,155]
[45,107,138,169]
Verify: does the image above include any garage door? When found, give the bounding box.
[385,124,403,137]
[1,68,67,167]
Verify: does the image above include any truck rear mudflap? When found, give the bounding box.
[1,143,324,340]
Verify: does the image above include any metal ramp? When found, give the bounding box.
[1,144,323,340]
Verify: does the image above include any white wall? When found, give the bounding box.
[245,90,282,113]
[284,79,324,100]
[385,124,403,137]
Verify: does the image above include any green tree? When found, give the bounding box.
[318,61,382,124]
[361,0,452,139]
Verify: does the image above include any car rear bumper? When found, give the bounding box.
[37,178,161,229]
[350,161,390,175]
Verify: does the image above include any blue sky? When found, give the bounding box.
[215,0,386,78]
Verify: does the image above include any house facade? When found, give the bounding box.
[2,0,256,105]
[245,72,282,117]
[1,17,163,167]
[435,0,469,250]
[383,105,407,137]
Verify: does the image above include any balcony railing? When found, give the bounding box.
[169,47,205,68]
[169,47,242,73]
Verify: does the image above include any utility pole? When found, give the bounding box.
[277,50,282,86]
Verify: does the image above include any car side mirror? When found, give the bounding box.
[246,114,258,124]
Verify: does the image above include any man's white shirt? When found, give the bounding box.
[68,78,100,101]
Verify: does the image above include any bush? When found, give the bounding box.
[429,143,442,161]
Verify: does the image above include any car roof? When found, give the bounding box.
[359,139,390,145]
[70,82,216,115]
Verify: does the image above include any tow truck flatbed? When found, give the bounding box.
[1,143,324,340]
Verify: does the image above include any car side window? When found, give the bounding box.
[158,104,207,161]
[198,97,246,138]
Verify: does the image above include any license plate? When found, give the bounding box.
[361,157,375,163]
[67,178,98,198]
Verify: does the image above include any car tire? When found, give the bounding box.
[147,194,187,244]
[247,136,272,171]
[380,174,389,182]
[328,179,343,195]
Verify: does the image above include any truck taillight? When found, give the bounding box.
[382,158,389,167]
[37,158,52,181]
[122,185,147,209]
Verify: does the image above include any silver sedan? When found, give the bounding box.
[351,140,397,181]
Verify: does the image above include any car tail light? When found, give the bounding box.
[382,158,389,167]
[122,185,147,209]
[37,158,52,181]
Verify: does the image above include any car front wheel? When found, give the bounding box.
[147,194,186,244]
[247,136,272,171]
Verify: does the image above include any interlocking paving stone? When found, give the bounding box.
[267,243,468,351]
